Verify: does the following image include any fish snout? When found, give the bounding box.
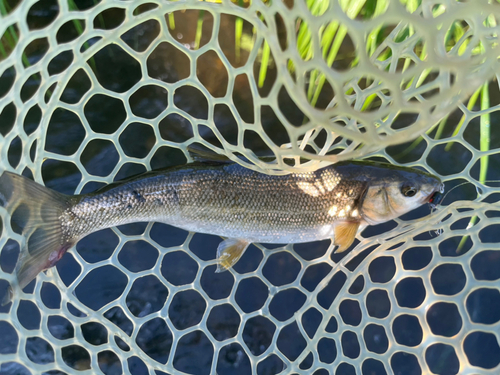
[428,182,445,208]
[438,182,445,194]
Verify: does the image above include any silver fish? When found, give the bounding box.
[0,160,443,304]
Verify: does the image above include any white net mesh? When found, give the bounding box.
[1,0,500,374]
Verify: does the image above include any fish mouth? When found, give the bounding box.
[428,182,445,208]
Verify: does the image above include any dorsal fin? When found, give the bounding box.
[187,144,231,163]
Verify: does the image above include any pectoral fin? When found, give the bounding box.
[216,238,250,273]
[334,222,360,253]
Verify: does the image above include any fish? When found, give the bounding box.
[0,159,444,304]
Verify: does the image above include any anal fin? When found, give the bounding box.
[334,222,360,253]
[216,238,250,273]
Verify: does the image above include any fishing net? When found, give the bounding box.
[1,0,500,374]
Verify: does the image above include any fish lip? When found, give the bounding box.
[431,182,445,197]
[438,182,445,194]
[428,182,445,208]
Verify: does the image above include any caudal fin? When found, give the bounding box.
[0,172,74,305]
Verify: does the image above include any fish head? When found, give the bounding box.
[359,165,444,225]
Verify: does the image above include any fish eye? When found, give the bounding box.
[401,185,418,197]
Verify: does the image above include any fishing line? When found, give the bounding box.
[431,181,471,212]
[428,179,500,237]
[428,181,479,236]
[438,179,500,207]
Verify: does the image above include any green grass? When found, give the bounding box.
[0,0,98,78]
[195,10,205,49]
[0,0,29,66]
[456,81,490,254]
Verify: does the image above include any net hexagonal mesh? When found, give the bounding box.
[1,0,500,374]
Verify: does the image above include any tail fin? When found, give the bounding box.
[0,172,74,305]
